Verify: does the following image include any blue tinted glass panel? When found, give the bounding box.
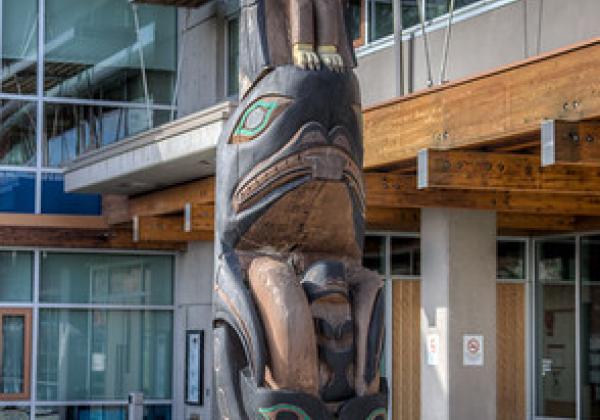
[145,405,172,420]
[0,171,35,213]
[41,173,101,215]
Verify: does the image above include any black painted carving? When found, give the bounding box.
[213,1,388,418]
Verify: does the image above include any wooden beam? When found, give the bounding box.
[541,120,600,167]
[128,177,215,219]
[417,149,600,194]
[365,173,600,215]
[497,214,576,232]
[188,203,214,232]
[0,214,108,229]
[366,207,420,232]
[134,215,213,242]
[0,226,185,250]
[363,38,600,168]
[102,194,131,225]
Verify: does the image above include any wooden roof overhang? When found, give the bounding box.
[106,38,600,243]
[8,38,600,248]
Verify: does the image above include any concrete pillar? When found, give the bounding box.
[420,208,497,420]
[173,241,215,420]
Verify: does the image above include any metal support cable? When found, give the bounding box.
[536,0,544,55]
[439,0,455,84]
[131,3,152,128]
[171,9,191,121]
[523,0,529,58]
[393,0,404,96]
[416,0,433,87]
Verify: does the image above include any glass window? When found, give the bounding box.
[391,237,420,276]
[535,237,576,418]
[0,251,33,303]
[227,17,240,97]
[0,407,30,419]
[1,0,38,95]
[44,103,171,167]
[37,309,173,401]
[0,171,35,213]
[537,238,576,282]
[35,406,171,420]
[44,0,176,104]
[497,240,526,280]
[35,406,125,420]
[368,0,393,42]
[363,235,386,275]
[40,253,173,306]
[349,0,365,46]
[0,99,37,166]
[0,309,32,400]
[41,173,102,215]
[426,0,481,20]
[401,0,420,28]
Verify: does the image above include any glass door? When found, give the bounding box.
[536,238,577,419]
[0,308,31,401]
[581,235,600,420]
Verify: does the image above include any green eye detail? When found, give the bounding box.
[235,100,279,137]
[230,96,291,144]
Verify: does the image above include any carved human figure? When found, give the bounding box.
[213,1,387,418]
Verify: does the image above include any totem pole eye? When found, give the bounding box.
[230,96,291,144]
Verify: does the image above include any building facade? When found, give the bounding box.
[2,0,600,419]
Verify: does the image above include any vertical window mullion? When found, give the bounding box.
[576,235,582,420]
[30,250,40,419]
[35,0,45,214]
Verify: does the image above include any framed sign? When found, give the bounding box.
[185,330,204,405]
[463,334,484,366]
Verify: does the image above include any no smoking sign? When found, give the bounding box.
[463,335,484,366]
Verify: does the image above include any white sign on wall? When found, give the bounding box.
[426,333,440,366]
[463,335,484,366]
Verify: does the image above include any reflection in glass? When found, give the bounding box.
[536,238,576,418]
[391,237,420,276]
[45,103,170,167]
[0,100,37,166]
[497,240,526,280]
[42,173,101,215]
[349,0,363,43]
[34,405,171,420]
[363,235,386,275]
[426,0,480,20]
[537,238,576,282]
[0,171,35,213]
[35,406,125,420]
[227,17,240,97]
[1,0,38,94]
[581,235,600,418]
[368,0,393,42]
[40,253,173,305]
[401,0,420,28]
[37,310,173,401]
[0,251,33,302]
[1,316,25,394]
[44,0,176,103]
[0,407,29,420]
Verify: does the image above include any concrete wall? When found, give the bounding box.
[177,3,227,117]
[173,241,215,420]
[355,0,600,106]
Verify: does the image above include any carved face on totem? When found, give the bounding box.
[216,66,365,260]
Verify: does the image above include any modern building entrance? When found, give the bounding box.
[534,235,600,420]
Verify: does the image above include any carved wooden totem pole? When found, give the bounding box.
[213,0,387,418]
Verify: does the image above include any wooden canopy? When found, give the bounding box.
[4,38,600,248]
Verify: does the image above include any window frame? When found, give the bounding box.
[0,308,32,401]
